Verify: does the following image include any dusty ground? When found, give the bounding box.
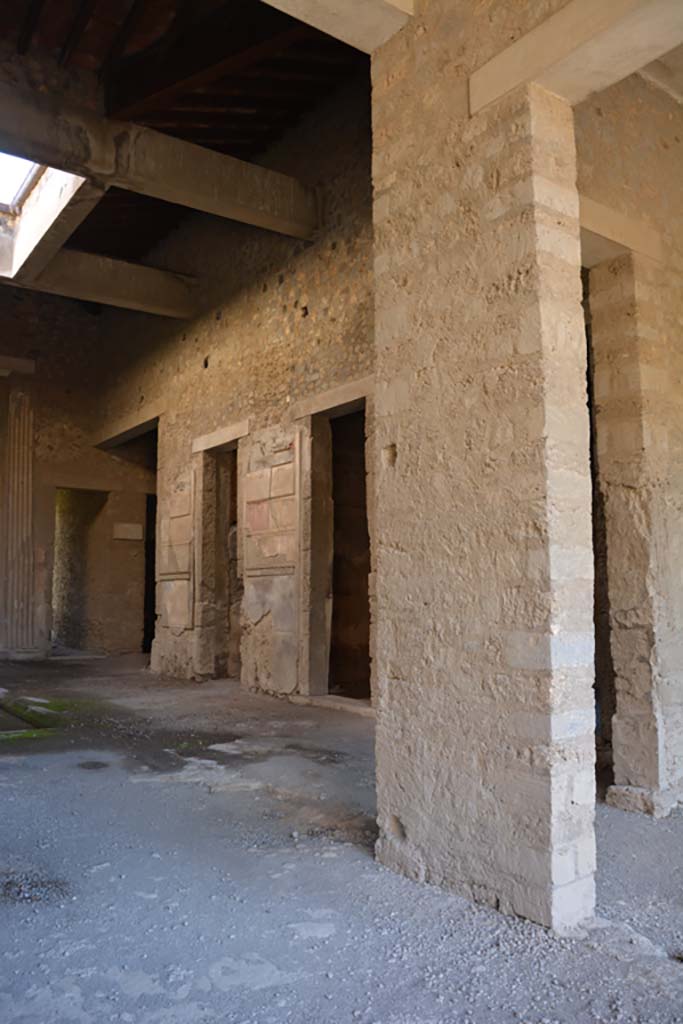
[1,656,682,1024]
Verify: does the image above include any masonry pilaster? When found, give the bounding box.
[371,17,595,926]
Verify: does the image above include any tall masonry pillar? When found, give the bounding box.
[371,6,596,931]
[589,253,683,817]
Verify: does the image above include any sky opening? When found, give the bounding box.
[0,152,39,208]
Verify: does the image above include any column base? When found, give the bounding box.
[606,782,683,818]
[3,648,48,662]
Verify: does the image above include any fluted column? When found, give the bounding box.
[5,388,36,654]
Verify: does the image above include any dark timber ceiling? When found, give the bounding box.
[8,0,367,260]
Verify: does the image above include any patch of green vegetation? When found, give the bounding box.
[0,700,61,729]
[41,698,101,713]
[0,728,58,743]
[0,704,59,729]
[0,694,105,730]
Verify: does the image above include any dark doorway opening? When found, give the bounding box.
[328,409,371,700]
[143,493,157,654]
[214,447,242,678]
[112,426,158,654]
[100,423,159,656]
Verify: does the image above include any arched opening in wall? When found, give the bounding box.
[583,271,616,794]
[310,401,371,701]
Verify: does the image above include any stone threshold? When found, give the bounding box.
[288,694,375,718]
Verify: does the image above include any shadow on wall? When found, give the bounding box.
[52,487,108,650]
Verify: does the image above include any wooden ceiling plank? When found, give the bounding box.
[108,2,315,120]
[59,0,99,66]
[100,0,149,79]
[17,0,48,54]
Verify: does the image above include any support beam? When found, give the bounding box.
[0,355,35,377]
[579,196,666,267]
[259,0,412,53]
[5,249,196,318]
[470,0,683,115]
[640,43,683,102]
[0,83,318,240]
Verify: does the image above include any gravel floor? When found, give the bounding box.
[1,656,682,1024]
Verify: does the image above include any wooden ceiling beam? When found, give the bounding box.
[189,80,318,100]
[140,109,294,126]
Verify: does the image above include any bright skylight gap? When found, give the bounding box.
[0,151,42,211]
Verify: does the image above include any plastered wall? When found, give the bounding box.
[91,74,374,683]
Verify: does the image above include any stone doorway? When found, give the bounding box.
[214,447,243,679]
[310,404,370,700]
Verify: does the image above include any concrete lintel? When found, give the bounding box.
[291,375,374,420]
[9,249,197,318]
[579,195,665,266]
[39,465,156,495]
[640,43,683,102]
[94,408,164,451]
[0,354,36,377]
[470,0,683,114]
[259,0,412,53]
[0,82,318,240]
[192,418,250,454]
[13,179,107,284]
